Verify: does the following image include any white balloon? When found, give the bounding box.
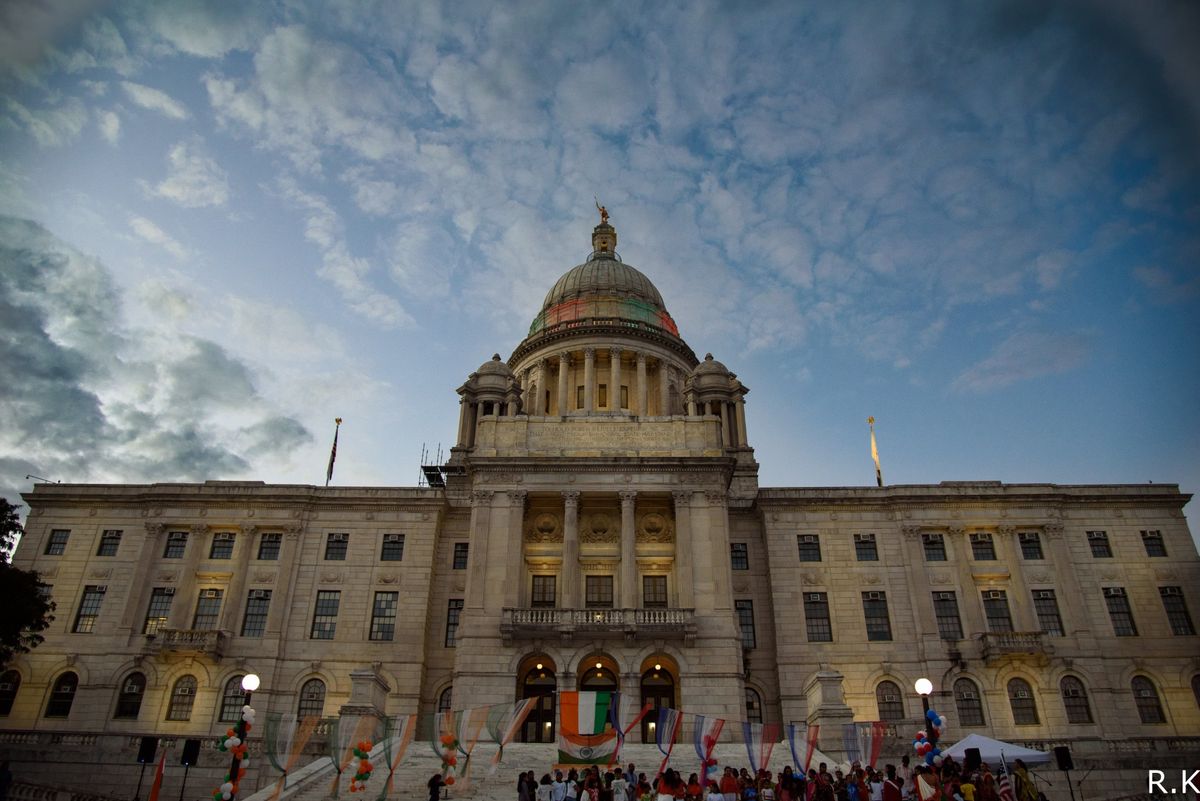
[222,794,232,800]
[220,782,233,792]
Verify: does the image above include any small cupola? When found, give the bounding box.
[591,202,617,256]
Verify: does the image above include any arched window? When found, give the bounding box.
[579,666,618,693]
[219,676,245,723]
[45,672,78,718]
[1131,676,1165,724]
[437,686,453,713]
[875,681,904,721]
[1059,676,1092,725]
[0,670,21,716]
[114,672,146,719]
[745,688,763,724]
[298,679,326,719]
[166,675,197,721]
[1007,678,1039,725]
[1192,674,1200,710]
[954,678,985,727]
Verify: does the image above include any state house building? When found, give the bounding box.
[5,217,1199,765]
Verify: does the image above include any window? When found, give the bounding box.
[452,542,469,569]
[531,575,556,608]
[143,588,174,635]
[598,383,608,408]
[875,681,904,721]
[862,592,892,641]
[1087,530,1112,558]
[241,590,271,637]
[97,529,122,556]
[643,576,668,608]
[166,675,197,721]
[324,532,348,561]
[445,599,463,647]
[1060,676,1092,725]
[797,534,822,562]
[982,590,1013,633]
[954,678,985,727]
[380,534,404,561]
[257,532,281,560]
[437,686,453,713]
[298,678,325,718]
[1131,676,1165,724]
[1192,674,1200,711]
[163,531,187,559]
[310,590,340,639]
[620,385,629,409]
[933,592,963,640]
[193,589,223,630]
[804,592,832,642]
[1032,590,1064,636]
[209,532,235,559]
[745,688,763,724]
[45,529,70,555]
[1140,529,1167,557]
[923,533,946,561]
[1104,587,1138,636]
[1019,532,1043,560]
[585,576,614,608]
[73,585,106,633]
[1007,678,1039,725]
[730,543,749,570]
[735,599,756,649]
[114,671,146,719]
[45,672,78,718]
[970,532,996,561]
[854,533,878,561]
[0,670,21,716]
[219,676,245,722]
[370,591,398,641]
[1160,587,1195,635]
[576,386,584,409]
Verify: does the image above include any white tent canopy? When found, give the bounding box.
[941,734,1053,766]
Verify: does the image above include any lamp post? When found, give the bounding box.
[225,673,259,801]
[914,678,932,716]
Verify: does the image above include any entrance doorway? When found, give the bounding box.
[640,665,675,741]
[521,664,556,742]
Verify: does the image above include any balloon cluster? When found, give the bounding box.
[212,704,255,800]
[212,764,249,800]
[438,733,459,785]
[912,708,947,767]
[348,740,374,792]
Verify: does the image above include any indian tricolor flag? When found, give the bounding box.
[557,691,617,766]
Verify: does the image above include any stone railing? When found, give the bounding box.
[10,781,125,801]
[978,630,1049,662]
[501,607,696,645]
[149,628,229,658]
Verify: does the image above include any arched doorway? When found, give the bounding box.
[579,659,618,693]
[640,663,676,741]
[520,661,556,743]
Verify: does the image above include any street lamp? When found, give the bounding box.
[219,673,259,801]
[914,678,933,715]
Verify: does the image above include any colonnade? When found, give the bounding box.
[522,347,674,417]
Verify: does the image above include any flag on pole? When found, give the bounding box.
[868,416,883,487]
[654,707,683,780]
[147,749,166,801]
[693,715,725,783]
[742,722,780,773]
[325,418,342,486]
[997,754,1016,801]
[608,693,653,767]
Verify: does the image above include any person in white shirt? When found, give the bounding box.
[553,772,568,801]
[538,775,555,801]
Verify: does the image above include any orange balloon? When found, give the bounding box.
[445,777,456,786]
[440,734,455,746]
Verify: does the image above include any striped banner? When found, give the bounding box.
[742,722,780,773]
[654,707,684,779]
[561,691,613,735]
[486,699,536,773]
[785,723,820,774]
[693,715,725,783]
[608,693,653,767]
[378,715,416,801]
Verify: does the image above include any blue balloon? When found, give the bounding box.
[926,709,938,721]
[925,754,935,766]
[931,748,941,756]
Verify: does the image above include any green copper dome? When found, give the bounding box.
[541,253,667,311]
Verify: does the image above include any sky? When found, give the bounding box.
[1,1,1199,532]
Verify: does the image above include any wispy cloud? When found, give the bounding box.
[146,139,229,207]
[128,214,186,259]
[952,331,1092,393]
[121,81,189,119]
[95,107,120,144]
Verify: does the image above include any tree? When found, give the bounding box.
[0,498,55,667]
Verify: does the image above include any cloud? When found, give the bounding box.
[95,107,119,143]
[121,81,189,119]
[128,215,186,259]
[3,96,87,146]
[952,330,1091,393]
[146,139,229,207]
[134,0,265,57]
[1133,265,1200,304]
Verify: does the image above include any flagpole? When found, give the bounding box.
[325,418,342,487]
[868,416,883,487]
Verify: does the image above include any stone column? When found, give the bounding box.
[719,402,732,447]
[266,525,303,637]
[465,491,493,610]
[220,526,254,631]
[536,359,549,415]
[997,526,1036,630]
[620,671,643,742]
[583,348,595,413]
[734,397,748,447]
[562,492,581,608]
[901,524,940,660]
[168,524,209,629]
[1043,522,1088,636]
[620,491,638,609]
[504,491,527,609]
[523,368,533,411]
[636,353,648,415]
[456,398,470,446]
[705,490,733,611]
[672,491,695,609]
[338,667,390,742]
[659,363,671,415]
[948,526,986,635]
[687,393,697,416]
[121,523,166,634]
[558,353,570,415]
[804,670,856,761]
[609,347,622,412]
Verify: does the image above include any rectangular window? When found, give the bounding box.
[923,533,947,561]
[598,383,608,408]
[854,533,878,561]
[643,576,668,608]
[1087,530,1112,558]
[982,590,1014,632]
[310,590,340,639]
[209,532,235,559]
[445,599,463,647]
[620,385,629,409]
[531,575,556,608]
[380,534,404,561]
[193,589,224,630]
[1159,587,1195,636]
[452,542,469,569]
[932,592,963,640]
[730,542,749,571]
[862,592,892,641]
[370,591,398,641]
[585,575,614,608]
[804,592,833,642]
[1019,532,1043,560]
[143,587,174,635]
[1141,530,1167,557]
[1032,590,1064,636]
[45,529,70,555]
[257,533,281,561]
[1103,587,1137,636]
[970,532,996,561]
[324,532,348,561]
[96,529,122,557]
[163,531,187,559]
[797,534,822,562]
[735,599,756,649]
[72,585,106,633]
[576,386,584,409]
[241,590,271,637]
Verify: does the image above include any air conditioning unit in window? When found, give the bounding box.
[176,687,193,696]
[1018,532,1038,541]
[163,587,175,595]
[853,533,874,542]
[95,585,108,592]
[1033,590,1054,600]
[1103,587,1125,597]
[933,592,954,600]
[384,534,402,543]
[983,590,1005,600]
[865,591,884,600]
[1161,587,1181,596]
[1014,690,1030,699]
[214,533,235,541]
[123,680,142,693]
[1087,531,1107,540]
[250,590,269,600]
[921,533,940,542]
[881,694,899,702]
[800,535,818,543]
[806,593,825,602]
[969,533,990,542]
[0,682,13,692]
[1136,688,1154,698]
[1063,688,1081,698]
[200,589,220,598]
[957,690,977,699]
[329,533,349,542]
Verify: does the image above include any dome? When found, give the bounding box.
[541,256,666,311]
[476,354,514,376]
[691,353,729,377]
